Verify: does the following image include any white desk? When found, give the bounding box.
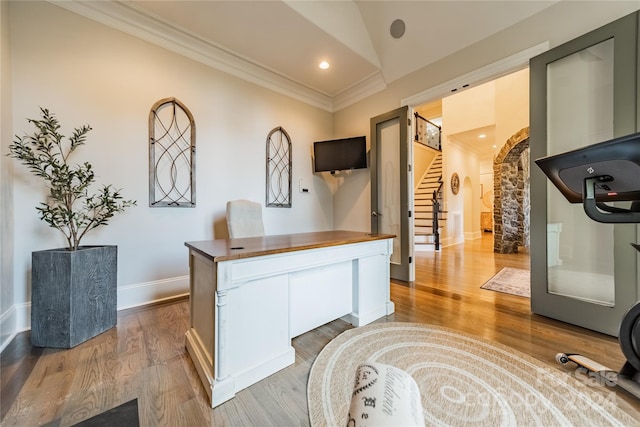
[184,230,395,407]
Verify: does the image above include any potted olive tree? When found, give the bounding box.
[8,108,136,348]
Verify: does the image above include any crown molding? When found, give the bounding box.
[332,72,387,112]
[49,0,336,112]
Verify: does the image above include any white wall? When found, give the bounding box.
[441,143,481,246]
[4,1,335,346]
[413,143,438,189]
[495,69,530,149]
[443,81,496,134]
[480,160,494,214]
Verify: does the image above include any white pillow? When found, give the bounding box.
[347,362,424,427]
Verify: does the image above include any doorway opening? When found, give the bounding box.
[411,68,531,261]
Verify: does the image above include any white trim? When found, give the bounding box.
[0,332,16,354]
[49,0,335,112]
[464,231,483,241]
[401,42,549,107]
[0,305,16,335]
[441,236,464,248]
[0,303,30,353]
[117,275,190,311]
[0,305,17,353]
[332,72,387,112]
[15,302,30,332]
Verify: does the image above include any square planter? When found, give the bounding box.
[31,245,117,348]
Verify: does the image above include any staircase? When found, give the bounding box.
[414,154,446,251]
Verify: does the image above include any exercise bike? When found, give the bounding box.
[536,132,640,399]
[554,301,640,399]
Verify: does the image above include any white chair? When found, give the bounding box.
[226,199,265,238]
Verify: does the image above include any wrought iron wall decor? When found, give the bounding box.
[414,112,441,151]
[266,126,292,208]
[149,98,196,207]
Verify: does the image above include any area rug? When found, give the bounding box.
[481,267,530,297]
[307,322,639,427]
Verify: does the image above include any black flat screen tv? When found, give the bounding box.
[313,136,367,173]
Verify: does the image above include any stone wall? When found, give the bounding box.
[493,127,530,253]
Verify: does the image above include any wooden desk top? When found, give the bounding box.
[185,230,395,262]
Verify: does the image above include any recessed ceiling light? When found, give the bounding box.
[492,145,497,148]
[479,134,486,139]
[319,61,330,70]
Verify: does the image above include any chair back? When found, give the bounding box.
[226,199,265,238]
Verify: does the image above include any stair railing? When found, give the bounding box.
[432,177,444,250]
[414,112,442,151]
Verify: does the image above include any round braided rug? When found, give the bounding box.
[307,322,640,426]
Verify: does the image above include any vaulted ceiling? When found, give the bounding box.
[55,0,558,111]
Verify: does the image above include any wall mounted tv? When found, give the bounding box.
[313,136,367,174]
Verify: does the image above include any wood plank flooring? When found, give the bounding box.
[2,234,640,425]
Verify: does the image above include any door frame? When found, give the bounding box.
[388,44,548,280]
[400,44,548,251]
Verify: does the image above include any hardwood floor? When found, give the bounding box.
[2,234,639,425]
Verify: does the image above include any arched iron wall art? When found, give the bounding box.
[149,98,196,207]
[266,126,292,207]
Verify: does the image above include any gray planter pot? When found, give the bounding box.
[31,245,117,348]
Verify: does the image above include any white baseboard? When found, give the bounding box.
[0,276,189,352]
[440,236,459,247]
[0,302,30,353]
[117,275,189,310]
[415,244,437,252]
[0,305,17,354]
[464,231,483,240]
